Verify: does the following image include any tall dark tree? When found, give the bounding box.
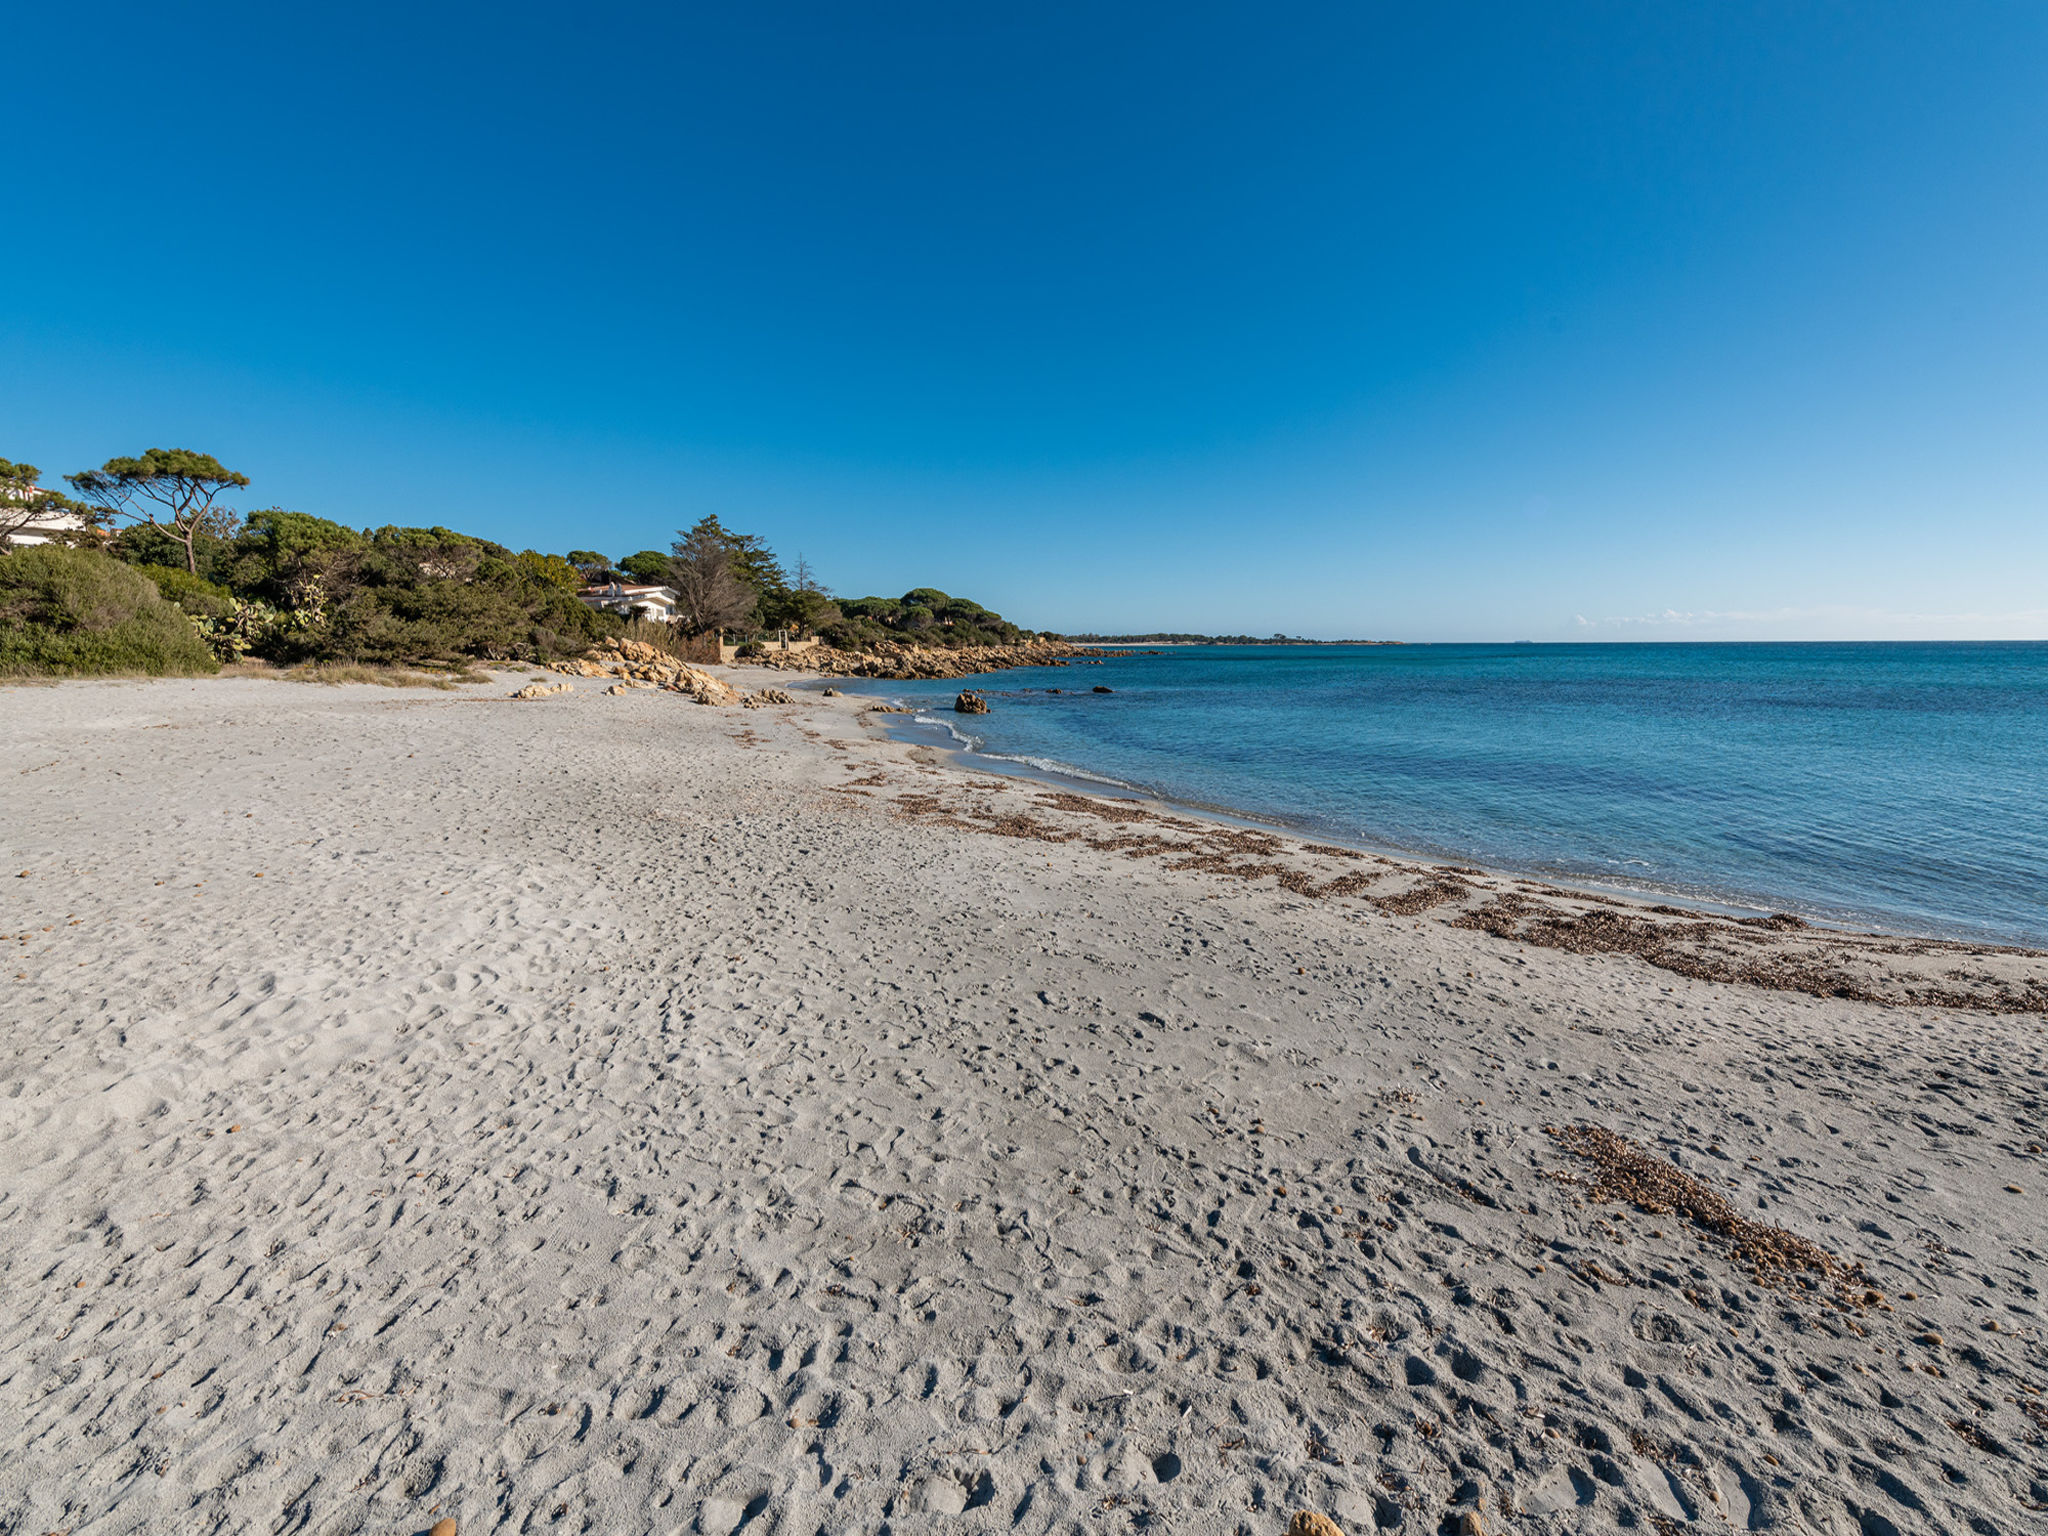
[67,448,249,574]
[1,459,103,550]
[667,518,755,635]
[724,529,787,605]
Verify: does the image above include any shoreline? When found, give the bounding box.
[803,671,2048,958]
[3,674,2045,1536]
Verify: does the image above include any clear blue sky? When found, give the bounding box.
[7,3,2045,640]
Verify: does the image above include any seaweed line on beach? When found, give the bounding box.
[881,779,2048,1013]
[1545,1124,1882,1309]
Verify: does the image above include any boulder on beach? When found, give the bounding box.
[551,642,742,705]
[511,680,573,700]
[955,690,990,714]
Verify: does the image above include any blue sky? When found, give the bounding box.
[7,2,2045,640]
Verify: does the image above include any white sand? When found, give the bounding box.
[2,673,2044,1536]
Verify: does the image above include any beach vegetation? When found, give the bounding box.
[824,588,1030,650]
[140,564,237,620]
[14,450,1041,666]
[614,615,719,662]
[667,517,759,634]
[268,662,490,688]
[88,509,614,668]
[66,448,249,575]
[661,519,858,637]
[0,544,219,676]
[565,550,617,582]
[618,549,671,583]
[110,518,237,579]
[516,550,586,590]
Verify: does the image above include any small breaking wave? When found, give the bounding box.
[976,751,1134,789]
[911,712,981,749]
[907,710,1134,788]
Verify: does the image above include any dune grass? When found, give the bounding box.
[224,660,493,688]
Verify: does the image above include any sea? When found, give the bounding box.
[840,642,2048,948]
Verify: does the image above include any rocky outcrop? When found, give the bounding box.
[553,640,742,705]
[742,688,795,708]
[743,638,1092,681]
[511,680,573,699]
[954,690,989,714]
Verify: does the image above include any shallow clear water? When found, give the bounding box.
[844,642,2048,947]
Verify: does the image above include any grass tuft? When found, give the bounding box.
[219,660,491,688]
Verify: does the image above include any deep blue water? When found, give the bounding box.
[843,643,2048,947]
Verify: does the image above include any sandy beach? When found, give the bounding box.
[3,672,2045,1536]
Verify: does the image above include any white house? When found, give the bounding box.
[1,481,95,548]
[577,582,679,623]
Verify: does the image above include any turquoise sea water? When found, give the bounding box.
[844,643,2048,947]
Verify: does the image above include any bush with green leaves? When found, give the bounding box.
[0,545,219,676]
[618,550,670,583]
[825,588,1030,650]
[111,520,237,580]
[515,550,585,590]
[140,564,237,621]
[125,511,618,666]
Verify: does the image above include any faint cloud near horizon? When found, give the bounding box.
[1570,606,2048,641]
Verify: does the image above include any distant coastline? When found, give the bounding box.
[1061,633,1403,646]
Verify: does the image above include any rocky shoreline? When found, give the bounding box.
[741,636,1110,680]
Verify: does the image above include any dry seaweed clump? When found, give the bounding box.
[1546,1124,1879,1303]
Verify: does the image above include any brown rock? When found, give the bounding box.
[429,1519,458,1536]
[1288,1514,1344,1536]
[955,690,990,714]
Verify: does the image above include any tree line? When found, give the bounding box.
[576,515,1033,650]
[1,446,1038,675]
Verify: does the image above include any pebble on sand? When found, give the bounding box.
[429,1518,457,1536]
[1288,1513,1344,1536]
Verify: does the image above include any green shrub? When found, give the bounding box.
[140,564,236,620]
[258,537,614,666]
[516,550,586,590]
[108,520,236,580]
[0,545,219,676]
[823,588,1030,650]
